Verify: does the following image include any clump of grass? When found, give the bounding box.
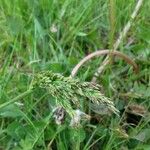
[0,0,149,149]
[33,71,119,116]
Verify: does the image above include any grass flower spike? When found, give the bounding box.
[33,71,119,116]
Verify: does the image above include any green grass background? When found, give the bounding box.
[0,0,150,149]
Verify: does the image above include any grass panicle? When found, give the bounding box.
[33,71,119,116]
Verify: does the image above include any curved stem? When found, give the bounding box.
[71,50,138,78]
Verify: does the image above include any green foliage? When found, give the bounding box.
[0,0,150,149]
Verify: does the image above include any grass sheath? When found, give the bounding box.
[0,90,33,109]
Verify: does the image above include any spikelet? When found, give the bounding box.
[32,71,119,116]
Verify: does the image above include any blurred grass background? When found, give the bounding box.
[0,0,150,149]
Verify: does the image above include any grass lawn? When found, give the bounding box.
[0,0,150,149]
